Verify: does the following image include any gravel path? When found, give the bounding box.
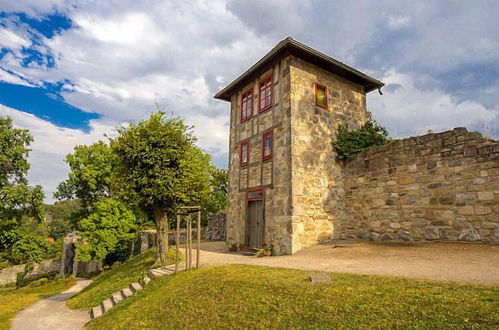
[12,278,92,330]
[196,241,499,286]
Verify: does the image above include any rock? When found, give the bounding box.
[423,227,440,240]
[397,231,411,241]
[111,292,123,305]
[380,233,394,241]
[308,274,331,283]
[129,282,143,293]
[459,227,481,242]
[91,306,103,319]
[356,230,369,239]
[369,232,380,241]
[121,287,133,298]
[101,298,113,313]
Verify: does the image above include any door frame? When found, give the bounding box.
[245,189,265,248]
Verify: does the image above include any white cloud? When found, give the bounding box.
[388,15,411,30]
[0,104,117,202]
[368,71,498,138]
[0,28,31,49]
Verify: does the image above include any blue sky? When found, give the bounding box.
[0,0,498,202]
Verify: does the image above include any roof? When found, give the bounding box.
[214,37,384,102]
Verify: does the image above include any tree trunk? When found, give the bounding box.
[153,205,169,266]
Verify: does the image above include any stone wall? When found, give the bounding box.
[341,128,499,243]
[288,56,368,252]
[204,213,226,241]
[0,258,60,285]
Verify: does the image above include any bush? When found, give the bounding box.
[10,234,57,265]
[332,114,389,161]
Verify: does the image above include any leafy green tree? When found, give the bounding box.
[111,112,212,266]
[54,141,114,209]
[75,198,137,262]
[0,116,45,221]
[44,199,82,238]
[202,167,228,214]
[10,233,58,264]
[332,113,389,161]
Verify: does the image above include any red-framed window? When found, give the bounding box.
[240,89,253,122]
[240,141,249,166]
[259,75,273,112]
[246,189,264,200]
[315,82,328,109]
[262,131,273,161]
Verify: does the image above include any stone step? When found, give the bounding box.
[111,291,124,305]
[142,276,151,285]
[121,287,133,298]
[90,305,103,319]
[129,282,143,293]
[101,298,114,313]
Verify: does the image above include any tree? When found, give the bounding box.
[332,112,389,161]
[0,116,45,221]
[54,141,114,209]
[111,112,212,266]
[75,198,136,262]
[202,167,228,214]
[44,199,82,238]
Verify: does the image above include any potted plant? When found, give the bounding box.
[256,242,273,257]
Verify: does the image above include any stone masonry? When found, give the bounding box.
[342,128,499,243]
[216,38,498,255]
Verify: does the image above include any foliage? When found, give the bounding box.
[15,263,33,289]
[332,113,389,161]
[111,111,212,265]
[44,199,82,238]
[201,167,228,215]
[255,242,273,257]
[75,198,137,262]
[87,265,499,330]
[0,276,75,330]
[67,248,179,309]
[54,141,115,209]
[10,234,59,265]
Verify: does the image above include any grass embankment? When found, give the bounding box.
[87,264,498,329]
[0,277,75,330]
[67,248,177,310]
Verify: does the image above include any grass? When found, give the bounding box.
[67,248,178,310]
[0,277,75,330]
[87,264,499,329]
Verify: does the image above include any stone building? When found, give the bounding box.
[215,38,384,255]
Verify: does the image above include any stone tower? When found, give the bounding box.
[215,38,384,255]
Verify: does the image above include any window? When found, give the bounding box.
[240,141,249,166]
[241,89,253,122]
[262,131,273,160]
[315,83,328,109]
[259,75,273,112]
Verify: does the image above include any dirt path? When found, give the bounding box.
[12,278,92,330]
[196,241,499,286]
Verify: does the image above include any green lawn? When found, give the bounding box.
[0,277,75,330]
[87,264,499,329]
[67,248,177,310]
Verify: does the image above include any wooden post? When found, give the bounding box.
[175,213,180,273]
[188,213,192,270]
[196,210,201,268]
[185,214,189,271]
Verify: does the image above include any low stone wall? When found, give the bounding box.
[340,128,498,243]
[0,258,60,285]
[204,213,226,241]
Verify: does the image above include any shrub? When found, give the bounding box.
[10,234,56,265]
[332,114,389,161]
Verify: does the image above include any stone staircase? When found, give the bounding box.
[89,264,178,319]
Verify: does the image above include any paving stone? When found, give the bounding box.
[101,298,114,313]
[142,276,151,285]
[121,287,133,298]
[129,282,143,293]
[91,306,102,319]
[308,274,331,283]
[111,292,123,305]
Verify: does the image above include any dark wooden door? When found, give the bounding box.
[246,200,264,248]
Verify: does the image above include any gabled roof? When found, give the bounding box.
[214,37,384,102]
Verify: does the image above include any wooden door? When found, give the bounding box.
[246,200,264,248]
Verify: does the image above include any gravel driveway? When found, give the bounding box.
[196,241,499,286]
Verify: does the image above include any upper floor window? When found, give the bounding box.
[241,89,253,122]
[259,75,273,112]
[315,83,328,109]
[262,131,273,160]
[240,141,249,166]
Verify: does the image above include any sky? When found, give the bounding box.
[0,0,498,202]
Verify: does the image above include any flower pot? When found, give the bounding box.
[263,250,271,257]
